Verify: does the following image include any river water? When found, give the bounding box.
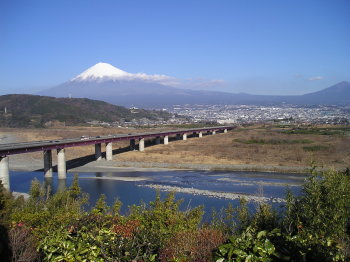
[9,170,306,218]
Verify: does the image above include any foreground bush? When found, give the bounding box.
[214,168,350,261]
[8,224,39,262]
[0,168,349,261]
[129,191,204,253]
[160,228,225,262]
[214,227,344,262]
[284,168,350,239]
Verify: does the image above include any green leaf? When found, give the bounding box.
[264,239,275,254]
[218,245,229,255]
[233,249,247,256]
[257,230,267,239]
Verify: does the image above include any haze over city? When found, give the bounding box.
[1,0,349,96]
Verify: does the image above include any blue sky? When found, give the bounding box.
[0,0,349,95]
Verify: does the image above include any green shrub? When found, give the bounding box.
[282,127,350,136]
[280,168,350,260]
[210,199,252,235]
[214,227,280,262]
[251,203,279,232]
[234,138,313,145]
[129,191,204,253]
[210,199,278,235]
[303,145,328,151]
[280,232,345,261]
[214,227,345,262]
[0,180,14,225]
[284,168,350,238]
[11,175,87,238]
[38,225,106,262]
[92,194,109,214]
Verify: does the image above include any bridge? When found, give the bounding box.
[0,126,235,190]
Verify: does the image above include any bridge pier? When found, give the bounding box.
[155,136,161,145]
[224,129,227,133]
[130,139,136,150]
[0,156,9,191]
[95,143,102,160]
[43,150,53,178]
[139,138,145,152]
[57,148,66,179]
[183,133,187,140]
[164,136,169,145]
[212,130,216,135]
[199,132,203,138]
[57,179,66,192]
[106,142,113,161]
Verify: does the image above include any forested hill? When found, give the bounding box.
[0,94,171,128]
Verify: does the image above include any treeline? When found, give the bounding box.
[0,167,349,261]
[0,94,172,128]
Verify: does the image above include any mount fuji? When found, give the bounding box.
[39,62,189,107]
[39,63,350,107]
[70,62,176,85]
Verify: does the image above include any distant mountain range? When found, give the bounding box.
[39,63,350,107]
[0,94,171,128]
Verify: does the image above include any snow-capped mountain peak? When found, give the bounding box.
[71,62,175,85]
[72,62,131,81]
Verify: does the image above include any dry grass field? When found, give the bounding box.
[1,125,349,170]
[117,125,350,169]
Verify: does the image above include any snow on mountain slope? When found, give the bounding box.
[71,62,175,85]
[72,62,131,80]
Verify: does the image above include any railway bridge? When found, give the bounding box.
[0,126,235,190]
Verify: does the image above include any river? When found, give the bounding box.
[9,169,306,219]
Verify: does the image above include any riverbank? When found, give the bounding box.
[110,160,313,173]
[8,155,315,174]
[98,160,313,173]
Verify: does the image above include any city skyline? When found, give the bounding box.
[1,0,349,96]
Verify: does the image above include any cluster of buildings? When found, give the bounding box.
[86,115,190,127]
[87,104,350,127]
[168,104,350,125]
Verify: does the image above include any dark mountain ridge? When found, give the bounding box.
[0,94,171,128]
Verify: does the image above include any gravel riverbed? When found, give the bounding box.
[138,184,286,203]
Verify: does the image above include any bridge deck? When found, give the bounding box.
[0,126,235,157]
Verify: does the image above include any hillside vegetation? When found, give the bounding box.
[0,94,171,128]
